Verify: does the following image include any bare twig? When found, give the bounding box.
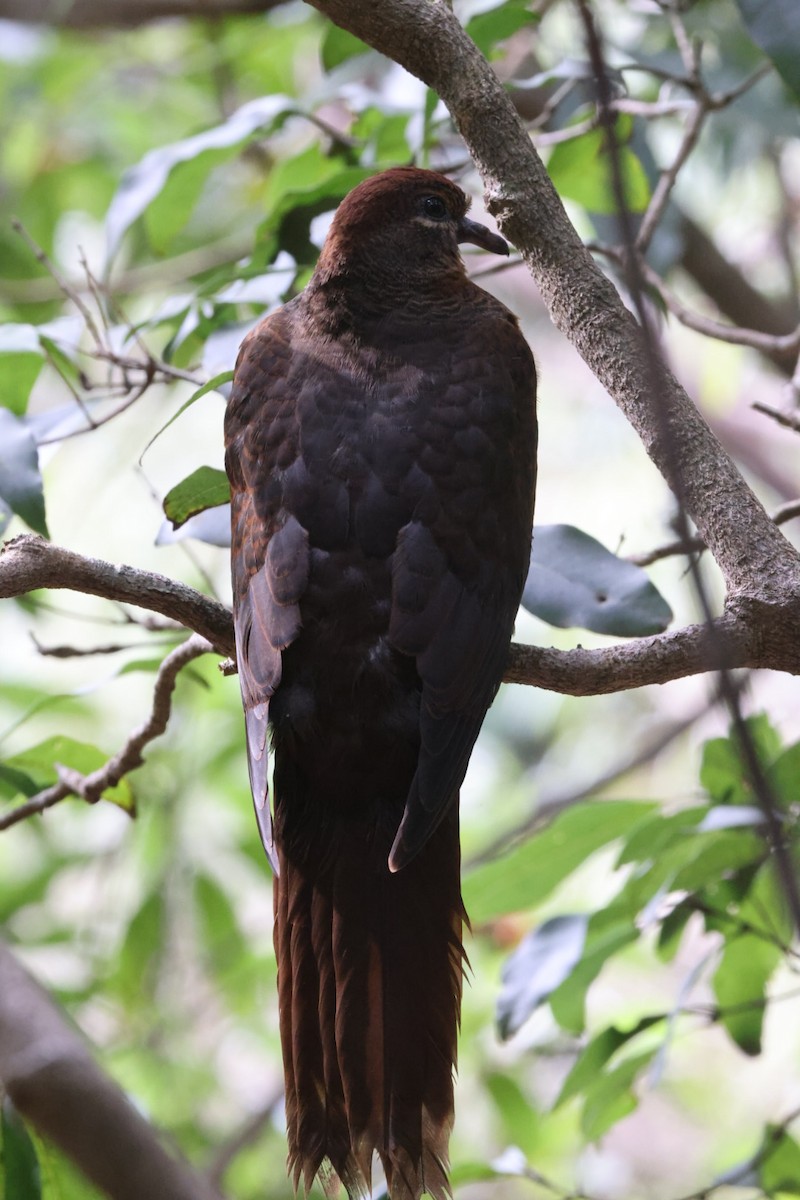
[205,1089,284,1189]
[754,400,800,434]
[0,633,212,831]
[629,499,800,568]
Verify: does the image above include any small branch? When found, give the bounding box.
[0,942,227,1200]
[754,400,800,434]
[0,536,234,656]
[0,633,213,831]
[205,1089,284,1189]
[629,499,800,568]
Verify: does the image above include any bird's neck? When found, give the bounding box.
[305,255,470,342]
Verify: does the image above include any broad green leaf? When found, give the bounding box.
[464,800,656,923]
[581,1050,655,1139]
[733,0,800,102]
[712,934,781,1055]
[523,525,672,636]
[548,906,639,1034]
[1,1100,41,1200]
[768,742,800,809]
[0,325,43,416]
[556,1015,663,1107]
[163,466,230,530]
[321,25,371,70]
[671,829,765,893]
[113,891,165,1000]
[761,1130,800,1197]
[485,1074,538,1155]
[466,0,533,57]
[548,128,650,215]
[105,94,291,263]
[0,409,48,537]
[700,715,781,806]
[2,735,134,812]
[617,806,708,865]
[497,914,588,1040]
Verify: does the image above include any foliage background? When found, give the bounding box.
[1,1,800,1197]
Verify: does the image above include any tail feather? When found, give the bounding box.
[274,801,464,1200]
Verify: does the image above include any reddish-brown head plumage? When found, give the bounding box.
[225,167,537,1199]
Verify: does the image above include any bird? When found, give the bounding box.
[225,166,537,1200]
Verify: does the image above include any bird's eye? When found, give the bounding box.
[422,195,448,220]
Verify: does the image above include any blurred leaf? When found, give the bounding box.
[497,914,588,1039]
[105,94,291,263]
[697,804,765,831]
[556,1015,662,1107]
[113,891,165,1000]
[465,800,656,922]
[163,466,230,530]
[768,741,800,809]
[0,325,43,416]
[1,1100,41,1200]
[548,906,638,1034]
[466,0,533,56]
[2,735,133,812]
[712,934,781,1055]
[484,1074,538,1155]
[581,1050,655,1139]
[140,372,233,464]
[548,128,650,215]
[733,0,800,101]
[321,25,371,70]
[700,715,781,805]
[761,1130,800,1196]
[523,525,672,635]
[0,409,48,537]
[617,806,708,865]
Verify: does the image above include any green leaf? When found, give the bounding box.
[485,1074,538,1155]
[497,914,588,1040]
[523,525,672,636]
[733,0,800,102]
[1,1100,41,1200]
[556,1015,663,1107]
[581,1050,655,1139]
[548,906,638,1034]
[163,466,230,530]
[321,25,371,70]
[2,736,134,812]
[139,372,233,464]
[761,1130,800,1196]
[113,891,165,1000]
[0,325,44,416]
[700,715,781,806]
[712,934,781,1055]
[768,742,800,809]
[548,127,650,215]
[464,800,656,923]
[105,94,291,262]
[617,806,708,865]
[0,409,48,537]
[466,0,534,57]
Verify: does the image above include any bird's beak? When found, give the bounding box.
[457,215,509,257]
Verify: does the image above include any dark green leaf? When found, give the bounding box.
[1,1100,41,1200]
[163,466,230,530]
[497,914,588,1039]
[0,409,48,537]
[523,525,672,636]
[712,934,781,1055]
[700,715,781,806]
[464,800,656,923]
[733,0,800,101]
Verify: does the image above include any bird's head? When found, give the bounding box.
[314,167,508,294]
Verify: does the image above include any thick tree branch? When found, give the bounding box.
[4,537,800,703]
[0,943,226,1200]
[304,0,800,611]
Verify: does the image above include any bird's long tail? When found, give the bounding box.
[273,791,464,1200]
